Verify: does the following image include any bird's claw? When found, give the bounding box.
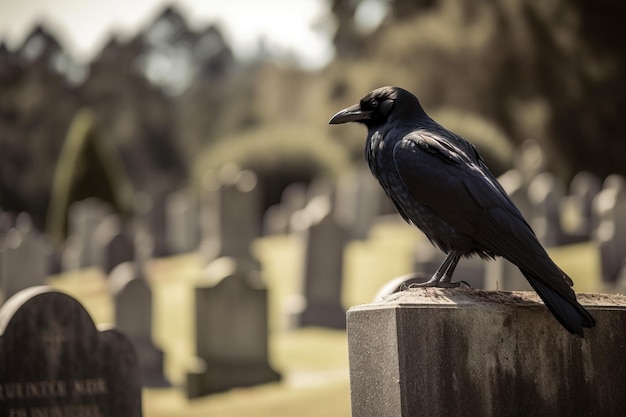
[408,279,472,289]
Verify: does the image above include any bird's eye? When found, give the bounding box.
[370,99,378,108]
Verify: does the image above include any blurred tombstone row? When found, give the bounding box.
[3,148,626,403]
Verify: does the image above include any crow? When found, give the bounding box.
[329,86,595,337]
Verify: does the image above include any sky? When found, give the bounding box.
[0,0,336,69]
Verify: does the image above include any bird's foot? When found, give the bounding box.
[408,279,472,289]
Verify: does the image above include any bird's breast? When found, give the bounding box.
[364,129,466,253]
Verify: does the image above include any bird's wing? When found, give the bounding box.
[392,132,571,292]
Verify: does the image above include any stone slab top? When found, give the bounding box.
[351,287,626,311]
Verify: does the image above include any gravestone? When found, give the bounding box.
[335,168,385,240]
[262,205,289,236]
[513,139,547,185]
[0,286,142,416]
[527,172,566,247]
[559,171,602,243]
[186,257,280,398]
[262,182,307,235]
[0,211,14,236]
[102,229,136,275]
[92,213,121,272]
[133,191,168,258]
[165,188,200,255]
[1,227,52,301]
[67,198,113,269]
[109,262,168,387]
[202,166,262,264]
[293,194,349,329]
[593,176,626,283]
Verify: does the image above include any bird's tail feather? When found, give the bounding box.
[520,269,596,337]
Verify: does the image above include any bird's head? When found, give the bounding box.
[329,86,426,128]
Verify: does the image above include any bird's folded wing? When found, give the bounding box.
[392,133,572,294]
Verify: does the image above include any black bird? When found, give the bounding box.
[329,86,595,337]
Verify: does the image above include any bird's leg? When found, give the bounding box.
[411,250,463,288]
[435,250,462,287]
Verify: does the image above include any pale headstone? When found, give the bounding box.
[109,262,168,387]
[262,182,307,235]
[528,172,566,246]
[67,198,113,269]
[513,139,547,185]
[186,257,280,398]
[134,191,168,258]
[0,286,142,416]
[202,166,262,264]
[293,195,348,329]
[165,188,200,255]
[559,171,602,243]
[1,227,52,301]
[593,176,626,283]
[335,168,385,240]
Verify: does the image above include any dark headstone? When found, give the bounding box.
[103,230,136,275]
[186,257,280,398]
[109,262,169,387]
[0,286,142,416]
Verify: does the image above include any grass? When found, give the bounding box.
[43,217,603,416]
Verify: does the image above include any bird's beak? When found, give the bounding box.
[329,103,373,124]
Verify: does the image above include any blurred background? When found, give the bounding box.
[1,0,626,416]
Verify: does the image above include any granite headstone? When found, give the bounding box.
[0,286,142,416]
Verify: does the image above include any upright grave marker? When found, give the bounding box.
[0,286,142,416]
[187,257,280,398]
[1,226,52,301]
[593,175,626,283]
[109,262,169,387]
[294,194,349,328]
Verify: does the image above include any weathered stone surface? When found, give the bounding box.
[347,288,626,417]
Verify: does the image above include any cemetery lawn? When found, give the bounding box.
[46,217,602,416]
